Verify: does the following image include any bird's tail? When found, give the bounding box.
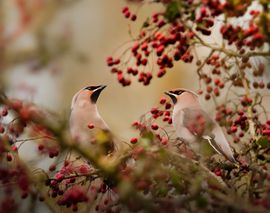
[206,124,237,163]
[208,138,237,163]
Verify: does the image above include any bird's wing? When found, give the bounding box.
[206,125,237,163]
[182,107,215,137]
[182,108,236,163]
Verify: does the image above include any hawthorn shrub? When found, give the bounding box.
[1,0,270,212]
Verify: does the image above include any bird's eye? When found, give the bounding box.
[175,90,184,95]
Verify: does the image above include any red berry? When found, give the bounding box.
[132,121,139,127]
[127,67,133,74]
[214,169,222,176]
[214,79,220,86]
[230,126,238,133]
[49,164,56,172]
[159,97,166,104]
[157,68,166,78]
[122,6,129,14]
[88,123,95,129]
[164,111,170,116]
[151,123,159,130]
[205,94,211,100]
[11,145,17,152]
[239,132,244,137]
[124,11,130,18]
[206,86,212,93]
[219,81,224,88]
[38,144,44,151]
[132,42,139,53]
[141,42,148,51]
[0,125,4,133]
[6,153,12,161]
[111,68,118,73]
[213,87,220,96]
[262,129,270,136]
[161,137,168,145]
[131,14,137,21]
[79,165,90,174]
[141,58,148,66]
[1,108,8,116]
[152,114,159,119]
[165,103,171,109]
[130,137,138,144]
[156,45,164,56]
[106,57,114,66]
[114,58,120,65]
[150,107,159,114]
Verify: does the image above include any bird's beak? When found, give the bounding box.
[164,91,174,98]
[164,91,177,104]
[91,85,107,103]
[164,91,170,96]
[98,85,107,91]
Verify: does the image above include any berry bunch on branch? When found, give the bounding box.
[108,0,270,87]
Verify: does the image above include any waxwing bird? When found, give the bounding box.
[165,88,237,163]
[69,85,115,155]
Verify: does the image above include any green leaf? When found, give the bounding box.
[164,1,180,22]
[256,136,270,148]
[155,185,168,197]
[190,11,196,21]
[169,170,184,192]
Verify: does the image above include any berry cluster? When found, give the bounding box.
[0,149,33,213]
[122,6,137,21]
[107,5,196,86]
[261,120,270,141]
[221,23,265,50]
[108,1,268,90]
[215,104,254,143]
[197,55,270,101]
[0,99,64,211]
[45,157,119,212]
[57,186,88,211]
[130,96,173,146]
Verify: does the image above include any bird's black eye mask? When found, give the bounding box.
[170,90,185,95]
[166,90,185,104]
[84,85,106,103]
[84,86,100,91]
